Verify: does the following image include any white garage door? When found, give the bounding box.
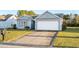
[36,21,59,30]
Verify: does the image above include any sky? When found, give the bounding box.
[0,10,79,15]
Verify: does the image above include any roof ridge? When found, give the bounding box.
[35,11,62,20]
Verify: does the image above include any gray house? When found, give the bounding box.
[34,11,63,31]
[0,15,17,29]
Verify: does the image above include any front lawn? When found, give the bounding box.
[0,29,31,42]
[53,27,79,48]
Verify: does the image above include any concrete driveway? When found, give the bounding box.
[12,31,54,46]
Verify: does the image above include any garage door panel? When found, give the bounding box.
[36,21,59,30]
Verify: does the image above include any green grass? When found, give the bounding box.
[0,29,31,42]
[53,27,79,48]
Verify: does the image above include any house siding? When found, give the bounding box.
[16,16,33,29]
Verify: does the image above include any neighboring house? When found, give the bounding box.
[16,15,33,29]
[0,20,6,28]
[0,15,6,28]
[6,15,17,28]
[0,15,17,29]
[34,11,63,31]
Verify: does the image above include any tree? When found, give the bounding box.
[74,14,79,26]
[63,14,70,20]
[17,10,36,16]
[62,20,67,31]
[75,15,79,25]
[17,10,28,16]
[27,11,36,16]
[68,14,78,26]
[71,18,76,26]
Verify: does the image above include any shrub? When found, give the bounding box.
[13,24,16,29]
[25,26,30,30]
[62,20,67,31]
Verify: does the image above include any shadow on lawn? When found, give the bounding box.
[53,45,79,48]
[7,29,30,31]
[63,27,79,33]
[57,36,79,38]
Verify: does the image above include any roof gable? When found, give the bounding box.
[8,15,17,19]
[0,15,17,21]
[35,11,62,20]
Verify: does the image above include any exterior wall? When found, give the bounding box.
[27,20,32,29]
[16,19,32,29]
[16,20,24,29]
[0,21,7,28]
[35,20,37,30]
[6,18,17,28]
